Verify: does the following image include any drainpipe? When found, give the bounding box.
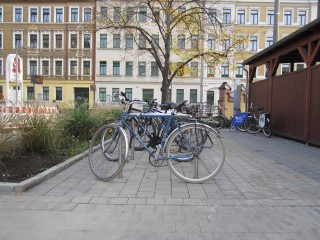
[273,0,279,42]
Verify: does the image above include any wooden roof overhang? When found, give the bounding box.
[243,18,320,83]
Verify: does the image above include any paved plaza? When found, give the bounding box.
[0,129,320,240]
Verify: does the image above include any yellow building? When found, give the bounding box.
[0,0,95,108]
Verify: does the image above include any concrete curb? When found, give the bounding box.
[0,150,88,193]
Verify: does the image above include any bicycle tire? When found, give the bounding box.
[262,125,272,137]
[165,123,225,183]
[244,117,261,134]
[208,116,225,129]
[236,123,247,132]
[88,124,128,181]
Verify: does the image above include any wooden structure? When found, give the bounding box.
[243,18,320,147]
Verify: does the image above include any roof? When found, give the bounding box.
[243,18,320,65]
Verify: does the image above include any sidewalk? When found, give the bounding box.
[0,129,319,240]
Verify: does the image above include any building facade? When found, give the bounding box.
[0,0,95,107]
[0,0,318,107]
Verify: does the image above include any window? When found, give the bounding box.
[152,34,160,48]
[267,10,274,25]
[55,34,63,48]
[191,35,199,49]
[250,36,258,51]
[0,7,2,22]
[237,36,245,50]
[29,60,38,75]
[42,8,50,22]
[0,33,2,48]
[0,59,2,75]
[100,34,107,48]
[126,7,135,21]
[250,10,258,24]
[113,34,120,48]
[208,8,217,24]
[237,9,245,24]
[151,62,158,76]
[70,60,77,75]
[56,87,62,101]
[84,34,91,48]
[99,88,106,102]
[139,34,146,48]
[83,7,92,22]
[27,87,34,101]
[207,62,215,77]
[125,34,133,48]
[143,89,154,101]
[113,7,121,21]
[167,89,172,102]
[42,34,49,48]
[42,60,49,75]
[178,35,186,49]
[207,35,215,50]
[138,62,146,76]
[125,61,133,76]
[298,10,306,26]
[55,8,63,22]
[221,65,229,77]
[70,8,78,22]
[30,34,38,48]
[55,60,63,75]
[100,61,106,75]
[284,10,292,25]
[190,89,197,103]
[113,61,120,75]
[266,37,273,47]
[235,63,243,78]
[83,61,90,75]
[139,6,147,22]
[282,64,290,74]
[15,33,22,48]
[43,87,49,101]
[70,34,77,48]
[191,62,198,76]
[30,8,38,22]
[15,7,22,22]
[125,88,132,101]
[222,39,230,51]
[176,89,184,102]
[100,7,108,17]
[112,88,119,102]
[223,9,231,24]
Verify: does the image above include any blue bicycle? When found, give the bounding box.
[88,95,226,183]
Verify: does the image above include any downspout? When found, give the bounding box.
[242,63,249,112]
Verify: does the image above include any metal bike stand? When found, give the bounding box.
[194,157,199,179]
[129,120,135,160]
[118,135,123,178]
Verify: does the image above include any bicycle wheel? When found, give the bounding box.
[262,124,272,137]
[244,117,261,134]
[88,124,128,181]
[208,116,225,129]
[236,123,247,132]
[165,123,225,183]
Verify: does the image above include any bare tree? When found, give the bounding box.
[95,0,245,103]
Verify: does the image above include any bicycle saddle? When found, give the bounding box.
[160,100,188,112]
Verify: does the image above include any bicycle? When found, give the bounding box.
[88,96,226,184]
[245,107,272,137]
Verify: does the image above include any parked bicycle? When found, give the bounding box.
[244,107,272,137]
[88,94,226,184]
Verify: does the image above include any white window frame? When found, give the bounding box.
[83,32,91,48]
[0,7,3,22]
[28,32,39,49]
[283,9,293,26]
[54,7,64,23]
[69,6,79,23]
[28,58,38,75]
[250,9,259,25]
[69,59,78,76]
[82,59,91,76]
[54,59,64,76]
[41,59,50,76]
[13,31,23,48]
[83,6,92,22]
[54,32,64,49]
[298,9,307,26]
[237,9,246,24]
[0,32,3,49]
[14,7,23,23]
[69,32,78,49]
[41,7,51,23]
[29,7,38,23]
[250,36,258,51]
[0,58,3,75]
[267,9,274,25]
[41,32,50,49]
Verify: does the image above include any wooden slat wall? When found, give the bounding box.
[309,65,320,146]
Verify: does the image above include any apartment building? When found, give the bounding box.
[0,0,95,107]
[95,0,318,106]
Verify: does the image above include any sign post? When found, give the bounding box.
[6,53,23,105]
